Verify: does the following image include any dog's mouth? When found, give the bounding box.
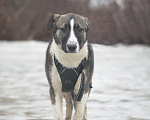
[66,51,77,53]
[63,48,79,54]
[64,48,78,53]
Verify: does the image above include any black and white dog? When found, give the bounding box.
[45,13,94,120]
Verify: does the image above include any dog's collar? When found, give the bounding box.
[54,55,86,101]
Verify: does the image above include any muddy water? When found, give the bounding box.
[0,41,150,120]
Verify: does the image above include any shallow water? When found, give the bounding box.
[0,41,150,120]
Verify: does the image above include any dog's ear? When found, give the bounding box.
[47,14,60,30]
[84,17,90,31]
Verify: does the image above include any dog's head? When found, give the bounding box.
[47,13,90,53]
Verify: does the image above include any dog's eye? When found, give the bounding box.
[77,28,83,33]
[61,28,66,32]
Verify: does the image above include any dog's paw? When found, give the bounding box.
[54,117,64,120]
[65,117,71,120]
[82,118,88,120]
[73,115,82,120]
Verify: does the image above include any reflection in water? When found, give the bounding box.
[0,41,150,120]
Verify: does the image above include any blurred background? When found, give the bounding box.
[0,0,150,120]
[0,0,150,45]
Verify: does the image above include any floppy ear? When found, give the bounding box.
[84,17,90,31]
[47,14,60,30]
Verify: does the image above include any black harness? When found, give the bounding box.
[54,56,86,101]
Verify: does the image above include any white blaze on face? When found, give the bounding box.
[67,19,79,52]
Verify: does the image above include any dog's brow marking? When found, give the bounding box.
[69,19,75,41]
[70,19,74,32]
[64,18,80,52]
[67,19,79,52]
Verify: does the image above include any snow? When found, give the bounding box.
[0,41,150,120]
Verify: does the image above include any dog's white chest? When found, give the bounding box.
[50,40,88,68]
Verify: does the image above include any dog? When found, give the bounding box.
[45,13,94,120]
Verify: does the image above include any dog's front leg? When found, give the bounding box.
[63,93,73,120]
[50,88,63,120]
[73,93,88,120]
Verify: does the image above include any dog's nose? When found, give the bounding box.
[67,44,77,52]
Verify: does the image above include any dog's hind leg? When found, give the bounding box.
[63,93,73,120]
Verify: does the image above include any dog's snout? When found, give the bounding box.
[67,44,77,52]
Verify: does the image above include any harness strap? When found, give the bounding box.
[54,56,86,101]
[75,72,85,101]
